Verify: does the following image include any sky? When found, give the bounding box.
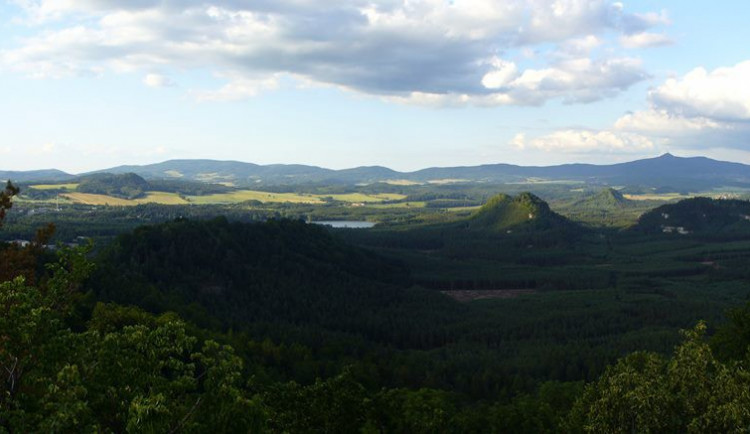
[2,0,750,173]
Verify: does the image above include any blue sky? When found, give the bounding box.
[2,0,750,173]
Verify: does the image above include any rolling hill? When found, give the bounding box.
[5,153,750,190]
[634,197,750,235]
[0,169,75,183]
[580,188,632,209]
[553,188,647,227]
[87,217,463,339]
[71,153,750,189]
[77,173,151,199]
[469,192,572,232]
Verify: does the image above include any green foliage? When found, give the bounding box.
[90,217,414,331]
[0,244,93,430]
[0,213,265,432]
[147,179,232,196]
[0,181,19,227]
[77,173,150,199]
[371,387,459,433]
[711,302,750,362]
[588,188,629,209]
[470,192,572,232]
[9,178,750,431]
[0,271,266,432]
[265,369,369,433]
[491,381,583,434]
[553,188,657,228]
[567,322,750,433]
[636,197,750,235]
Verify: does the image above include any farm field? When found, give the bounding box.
[324,192,406,202]
[62,192,190,206]
[185,190,324,204]
[45,189,406,206]
[624,193,691,201]
[30,183,79,190]
[185,190,407,205]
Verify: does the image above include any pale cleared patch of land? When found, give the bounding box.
[367,201,426,209]
[427,179,469,185]
[30,183,79,190]
[508,178,584,185]
[163,170,183,178]
[445,205,481,212]
[624,193,691,201]
[325,193,406,203]
[186,190,324,204]
[138,192,190,205]
[49,188,406,206]
[62,193,135,206]
[383,179,422,186]
[185,190,405,205]
[622,192,739,201]
[62,192,189,206]
[195,172,236,183]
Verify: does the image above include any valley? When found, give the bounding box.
[4,154,750,432]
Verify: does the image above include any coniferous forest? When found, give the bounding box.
[4,178,750,433]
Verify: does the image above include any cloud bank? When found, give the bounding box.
[2,0,668,106]
[512,130,654,153]
[515,61,750,154]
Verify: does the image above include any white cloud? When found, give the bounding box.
[1,0,668,106]
[650,61,750,121]
[615,109,723,135]
[511,61,750,156]
[620,32,672,49]
[510,133,527,149]
[506,56,646,105]
[481,58,518,89]
[608,61,750,150]
[519,0,621,44]
[389,55,647,107]
[512,129,654,153]
[143,73,174,88]
[191,73,281,102]
[558,35,603,57]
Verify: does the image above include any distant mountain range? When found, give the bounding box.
[0,169,75,183]
[4,153,750,190]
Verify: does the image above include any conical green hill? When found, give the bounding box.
[470,192,568,231]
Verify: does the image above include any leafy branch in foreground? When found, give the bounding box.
[0,198,266,431]
[0,181,19,228]
[0,247,267,432]
[566,321,750,433]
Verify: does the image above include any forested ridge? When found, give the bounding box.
[75,173,233,199]
[4,181,750,432]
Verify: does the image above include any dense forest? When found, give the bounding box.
[4,180,750,432]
